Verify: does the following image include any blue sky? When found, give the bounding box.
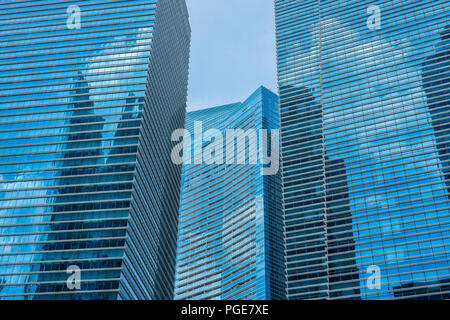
[185,0,277,111]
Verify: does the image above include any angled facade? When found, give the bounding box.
[276,0,450,299]
[174,87,285,300]
[422,25,450,198]
[0,0,190,299]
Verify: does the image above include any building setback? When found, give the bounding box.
[275,0,450,299]
[0,0,190,300]
[174,87,285,300]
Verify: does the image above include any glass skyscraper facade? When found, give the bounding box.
[174,87,285,300]
[275,0,450,299]
[0,0,190,300]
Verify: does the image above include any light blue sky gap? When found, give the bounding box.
[185,0,277,111]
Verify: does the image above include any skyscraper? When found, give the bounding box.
[275,0,450,299]
[422,25,450,197]
[0,0,190,300]
[174,87,285,300]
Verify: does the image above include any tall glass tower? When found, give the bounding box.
[174,87,285,300]
[0,0,190,300]
[275,0,450,299]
